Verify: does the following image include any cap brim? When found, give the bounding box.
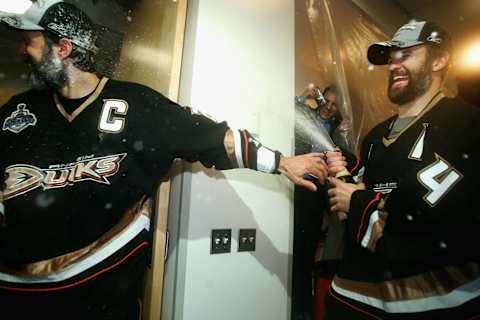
[0,13,44,31]
[367,40,424,65]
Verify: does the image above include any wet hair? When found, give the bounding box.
[425,44,450,80]
[423,26,451,80]
[323,84,338,96]
[43,31,96,72]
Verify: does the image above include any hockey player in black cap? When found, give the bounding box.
[0,1,328,319]
[324,20,480,319]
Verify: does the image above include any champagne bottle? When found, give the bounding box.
[329,168,355,220]
[335,168,355,183]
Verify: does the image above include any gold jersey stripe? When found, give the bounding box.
[54,77,109,123]
[382,91,445,147]
[0,197,151,282]
[333,262,480,302]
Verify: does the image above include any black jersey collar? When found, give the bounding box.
[382,91,445,147]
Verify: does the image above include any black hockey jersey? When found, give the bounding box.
[331,94,480,316]
[0,78,231,273]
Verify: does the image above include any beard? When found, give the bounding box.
[388,63,432,105]
[27,47,68,91]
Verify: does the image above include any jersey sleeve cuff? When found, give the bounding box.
[348,190,383,247]
[343,149,361,176]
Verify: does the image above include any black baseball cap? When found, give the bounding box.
[368,20,451,65]
[0,0,98,52]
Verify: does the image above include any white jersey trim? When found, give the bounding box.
[360,210,379,248]
[332,277,480,313]
[257,146,276,173]
[0,214,150,284]
[233,129,245,168]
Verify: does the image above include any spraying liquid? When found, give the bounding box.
[294,83,336,153]
[295,83,354,220]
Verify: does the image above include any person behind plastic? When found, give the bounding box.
[292,83,350,320]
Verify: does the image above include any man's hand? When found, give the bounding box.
[278,153,328,192]
[327,177,365,213]
[325,150,348,177]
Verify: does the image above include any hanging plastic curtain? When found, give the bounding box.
[305,0,397,153]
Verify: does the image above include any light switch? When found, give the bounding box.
[238,229,256,252]
[211,229,231,254]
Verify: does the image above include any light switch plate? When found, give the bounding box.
[238,229,256,252]
[211,229,231,254]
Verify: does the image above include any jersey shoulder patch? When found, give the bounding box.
[2,103,38,134]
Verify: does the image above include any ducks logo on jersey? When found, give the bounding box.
[3,153,127,200]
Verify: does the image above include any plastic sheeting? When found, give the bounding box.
[293,3,401,319]
[299,0,398,154]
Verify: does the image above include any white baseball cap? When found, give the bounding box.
[0,0,98,52]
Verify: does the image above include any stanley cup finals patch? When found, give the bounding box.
[2,103,38,134]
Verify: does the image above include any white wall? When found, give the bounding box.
[162,1,295,320]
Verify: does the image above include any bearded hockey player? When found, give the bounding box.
[325,20,480,319]
[0,1,328,319]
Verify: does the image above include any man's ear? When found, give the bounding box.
[56,38,74,60]
[432,52,450,72]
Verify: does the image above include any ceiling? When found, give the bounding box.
[393,0,441,14]
[394,0,480,39]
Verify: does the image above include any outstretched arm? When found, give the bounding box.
[158,99,328,191]
[223,129,328,191]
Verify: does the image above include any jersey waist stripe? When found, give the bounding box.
[0,241,149,292]
[0,201,151,284]
[332,267,480,313]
